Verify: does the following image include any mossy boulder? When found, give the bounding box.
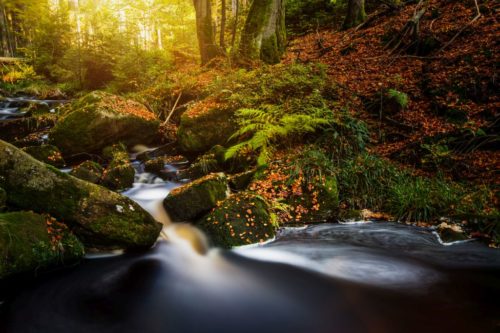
[49,91,160,156]
[70,160,104,184]
[229,170,256,190]
[22,144,65,168]
[0,211,85,279]
[0,187,6,211]
[198,192,278,248]
[101,146,135,191]
[163,173,229,222]
[177,99,238,154]
[144,157,165,174]
[289,176,339,222]
[0,140,162,249]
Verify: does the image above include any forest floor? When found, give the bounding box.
[284,0,499,185]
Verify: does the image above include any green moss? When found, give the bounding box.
[0,187,6,211]
[100,145,135,190]
[163,173,229,221]
[239,0,286,63]
[70,160,104,184]
[229,170,256,190]
[178,152,222,180]
[0,211,84,279]
[0,140,161,250]
[177,104,238,154]
[144,158,165,174]
[22,144,65,168]
[49,92,160,155]
[198,192,277,248]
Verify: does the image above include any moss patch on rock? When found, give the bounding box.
[22,144,65,168]
[144,157,165,174]
[0,211,85,279]
[70,160,104,184]
[50,91,160,156]
[177,98,238,154]
[163,173,229,222]
[198,192,278,248]
[0,140,161,249]
[101,146,135,191]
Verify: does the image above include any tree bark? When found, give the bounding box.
[230,0,239,48]
[343,0,367,30]
[238,0,285,64]
[220,0,226,48]
[193,0,219,64]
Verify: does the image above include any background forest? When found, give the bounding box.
[0,0,498,249]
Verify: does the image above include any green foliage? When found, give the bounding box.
[338,153,402,211]
[387,88,409,109]
[318,111,369,163]
[288,146,335,185]
[286,0,346,34]
[388,177,458,222]
[225,105,333,167]
[110,49,173,93]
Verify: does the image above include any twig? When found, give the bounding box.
[438,0,481,53]
[163,91,182,125]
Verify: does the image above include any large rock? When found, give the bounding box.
[0,140,162,249]
[22,144,65,168]
[163,173,229,222]
[50,91,160,156]
[0,211,85,279]
[198,192,278,248]
[177,99,238,154]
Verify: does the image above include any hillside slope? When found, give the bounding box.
[285,0,499,184]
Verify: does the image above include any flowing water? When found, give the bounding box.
[1,120,499,332]
[0,97,65,120]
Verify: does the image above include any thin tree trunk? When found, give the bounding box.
[220,0,226,48]
[239,0,285,64]
[230,0,239,48]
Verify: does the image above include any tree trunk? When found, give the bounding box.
[230,0,239,48]
[220,0,226,48]
[343,0,366,30]
[193,0,219,64]
[239,0,285,64]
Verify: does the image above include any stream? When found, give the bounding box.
[0,96,65,120]
[1,101,499,332]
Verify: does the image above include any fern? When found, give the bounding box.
[225,105,333,166]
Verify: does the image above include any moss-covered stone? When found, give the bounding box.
[100,145,135,191]
[22,144,65,168]
[177,151,222,180]
[229,169,256,190]
[163,173,229,222]
[0,140,162,249]
[70,160,104,184]
[177,100,238,154]
[289,175,339,222]
[0,187,6,211]
[0,211,85,279]
[198,192,278,248]
[144,157,165,174]
[49,91,160,156]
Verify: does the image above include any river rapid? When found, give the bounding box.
[0,102,499,333]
